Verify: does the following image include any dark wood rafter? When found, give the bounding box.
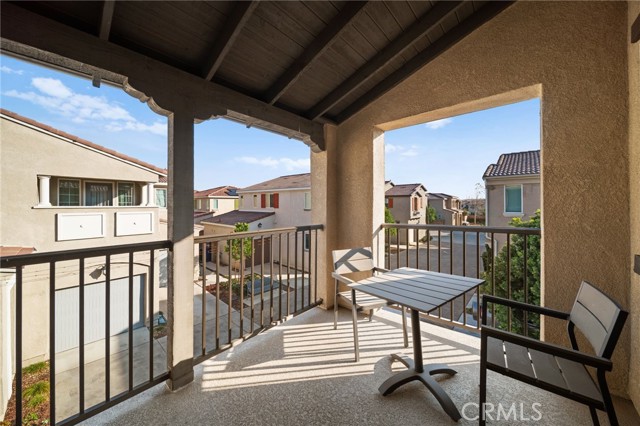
[632,12,640,43]
[335,0,515,123]
[305,0,463,121]
[98,0,115,40]
[0,2,325,151]
[203,1,259,82]
[263,1,368,105]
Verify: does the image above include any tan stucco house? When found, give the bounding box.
[483,150,541,230]
[193,186,239,215]
[385,182,428,244]
[0,109,169,414]
[427,193,465,226]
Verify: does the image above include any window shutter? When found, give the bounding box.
[261,193,266,208]
[388,197,393,208]
[273,193,279,208]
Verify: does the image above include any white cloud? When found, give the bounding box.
[425,117,453,129]
[400,147,419,157]
[1,66,24,75]
[386,143,419,157]
[4,77,166,135]
[235,156,310,171]
[385,143,399,153]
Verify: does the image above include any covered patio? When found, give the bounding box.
[1,1,639,424]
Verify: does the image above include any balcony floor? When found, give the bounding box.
[83,308,639,425]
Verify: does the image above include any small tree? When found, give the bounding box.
[225,222,253,265]
[482,210,541,338]
[385,207,397,236]
[425,206,437,224]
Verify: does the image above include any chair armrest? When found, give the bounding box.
[331,272,355,286]
[481,294,570,325]
[373,267,389,274]
[481,325,613,371]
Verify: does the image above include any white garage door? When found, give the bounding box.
[55,275,145,353]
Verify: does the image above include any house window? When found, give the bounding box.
[85,182,113,206]
[117,182,135,206]
[156,188,167,207]
[253,194,258,208]
[504,185,523,214]
[261,193,279,208]
[304,233,311,251]
[304,192,311,210]
[212,199,218,209]
[412,197,419,211]
[58,179,80,206]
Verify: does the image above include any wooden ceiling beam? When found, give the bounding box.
[263,1,368,105]
[335,1,515,123]
[98,0,115,40]
[305,0,463,121]
[0,3,325,151]
[203,1,259,82]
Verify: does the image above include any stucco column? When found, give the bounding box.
[37,175,51,207]
[166,110,195,391]
[146,182,156,206]
[141,184,148,206]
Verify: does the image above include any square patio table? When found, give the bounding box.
[349,267,484,421]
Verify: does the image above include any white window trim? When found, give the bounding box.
[503,184,524,216]
[117,182,136,207]
[58,178,81,207]
[85,181,115,207]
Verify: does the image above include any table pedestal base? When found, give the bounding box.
[379,353,461,421]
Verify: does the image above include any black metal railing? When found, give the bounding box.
[379,224,541,336]
[0,240,172,425]
[193,225,323,364]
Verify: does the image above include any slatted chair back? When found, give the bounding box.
[333,247,375,275]
[569,281,628,359]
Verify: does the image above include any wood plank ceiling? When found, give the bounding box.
[4,1,513,125]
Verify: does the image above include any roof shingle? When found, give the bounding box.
[385,183,426,196]
[483,150,540,178]
[238,173,310,192]
[194,186,238,198]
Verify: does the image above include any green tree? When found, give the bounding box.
[482,210,541,338]
[225,222,254,264]
[425,206,437,224]
[385,206,397,236]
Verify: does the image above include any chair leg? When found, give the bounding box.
[352,303,360,362]
[599,372,618,426]
[588,407,600,426]
[401,306,408,348]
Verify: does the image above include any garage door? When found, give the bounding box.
[55,275,145,353]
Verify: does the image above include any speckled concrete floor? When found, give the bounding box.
[82,308,639,426]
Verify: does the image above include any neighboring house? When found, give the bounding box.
[193,186,239,214]
[427,193,465,226]
[461,198,486,223]
[0,109,169,402]
[385,183,428,244]
[483,150,541,246]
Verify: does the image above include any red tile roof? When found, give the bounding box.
[194,186,238,198]
[1,108,167,177]
[239,173,310,192]
[483,150,540,178]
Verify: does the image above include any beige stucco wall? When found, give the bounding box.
[238,189,311,228]
[628,1,640,411]
[328,1,631,395]
[485,178,541,228]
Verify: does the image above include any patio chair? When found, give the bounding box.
[480,281,628,426]
[332,247,408,362]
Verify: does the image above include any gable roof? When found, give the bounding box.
[204,210,275,226]
[194,186,238,198]
[483,150,540,178]
[238,173,310,192]
[1,108,167,177]
[385,183,426,197]
[428,193,459,200]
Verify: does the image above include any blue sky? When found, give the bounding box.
[1,54,539,197]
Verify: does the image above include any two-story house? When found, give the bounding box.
[0,109,169,387]
[427,193,465,226]
[483,150,541,246]
[385,183,428,244]
[193,186,239,214]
